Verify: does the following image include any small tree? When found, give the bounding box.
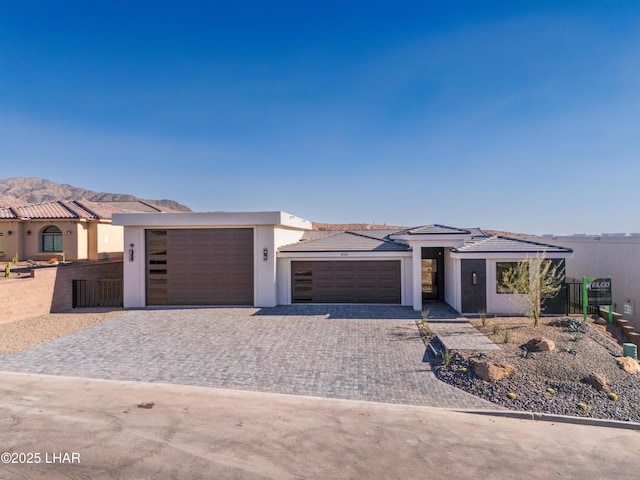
[500,253,565,327]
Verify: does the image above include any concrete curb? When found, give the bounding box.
[456,408,640,431]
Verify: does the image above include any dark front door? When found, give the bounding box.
[422,247,444,302]
[461,259,486,313]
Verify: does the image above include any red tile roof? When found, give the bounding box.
[0,200,133,221]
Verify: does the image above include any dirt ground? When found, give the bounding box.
[0,308,126,355]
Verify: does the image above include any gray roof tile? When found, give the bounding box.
[396,224,471,235]
[452,236,572,254]
[279,231,410,252]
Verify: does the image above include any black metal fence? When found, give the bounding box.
[73,279,123,308]
[565,280,598,315]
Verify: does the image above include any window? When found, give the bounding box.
[42,226,63,252]
[496,261,529,294]
[0,233,3,252]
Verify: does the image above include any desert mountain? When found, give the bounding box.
[0,177,192,212]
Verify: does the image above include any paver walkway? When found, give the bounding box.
[422,302,500,351]
[0,305,498,409]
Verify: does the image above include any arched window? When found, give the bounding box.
[42,226,63,252]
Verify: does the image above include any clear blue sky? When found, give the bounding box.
[1,1,639,234]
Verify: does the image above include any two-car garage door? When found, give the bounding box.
[146,228,254,306]
[144,229,400,306]
[292,260,401,304]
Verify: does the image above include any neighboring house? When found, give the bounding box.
[0,199,179,263]
[112,211,573,315]
[523,234,640,330]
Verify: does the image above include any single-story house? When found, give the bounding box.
[112,210,573,315]
[0,200,178,262]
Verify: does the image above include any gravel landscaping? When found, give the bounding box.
[0,308,125,354]
[430,315,640,422]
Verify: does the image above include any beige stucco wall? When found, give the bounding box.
[19,220,82,260]
[0,221,21,261]
[92,223,124,259]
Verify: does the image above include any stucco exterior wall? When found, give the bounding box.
[96,223,125,258]
[122,227,146,308]
[484,258,528,315]
[445,252,461,312]
[525,235,640,329]
[0,222,21,261]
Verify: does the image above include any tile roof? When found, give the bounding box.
[396,224,471,235]
[0,207,18,219]
[452,236,573,254]
[0,200,132,221]
[466,227,490,239]
[279,231,410,252]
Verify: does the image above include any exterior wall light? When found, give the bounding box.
[67,230,72,235]
[7,230,11,236]
[26,230,31,236]
[263,248,268,261]
[472,272,477,285]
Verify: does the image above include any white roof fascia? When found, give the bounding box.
[449,251,573,260]
[277,251,412,259]
[112,211,312,230]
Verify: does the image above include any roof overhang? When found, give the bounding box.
[112,211,313,230]
[277,251,412,259]
[450,251,574,260]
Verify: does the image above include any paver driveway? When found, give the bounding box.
[0,305,497,409]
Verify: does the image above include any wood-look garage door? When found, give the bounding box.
[292,261,401,304]
[146,228,254,306]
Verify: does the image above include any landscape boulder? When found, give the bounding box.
[472,360,514,382]
[616,356,640,375]
[583,373,610,392]
[525,337,555,352]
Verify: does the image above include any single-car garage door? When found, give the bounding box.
[146,228,254,305]
[292,260,401,304]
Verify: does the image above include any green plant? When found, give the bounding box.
[460,367,468,374]
[608,393,619,401]
[479,310,487,327]
[61,251,66,262]
[11,253,18,264]
[499,253,565,327]
[421,318,432,337]
[4,263,10,278]
[441,347,453,368]
[564,347,578,355]
[421,308,431,321]
[507,392,517,400]
[492,324,502,336]
[502,330,511,344]
[569,334,583,342]
[546,387,556,395]
[577,402,588,411]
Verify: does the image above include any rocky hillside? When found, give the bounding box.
[0,177,192,212]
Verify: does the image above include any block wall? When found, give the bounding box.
[0,261,123,324]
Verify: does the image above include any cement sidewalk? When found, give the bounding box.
[0,372,638,480]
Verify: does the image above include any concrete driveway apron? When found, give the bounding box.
[0,305,497,409]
